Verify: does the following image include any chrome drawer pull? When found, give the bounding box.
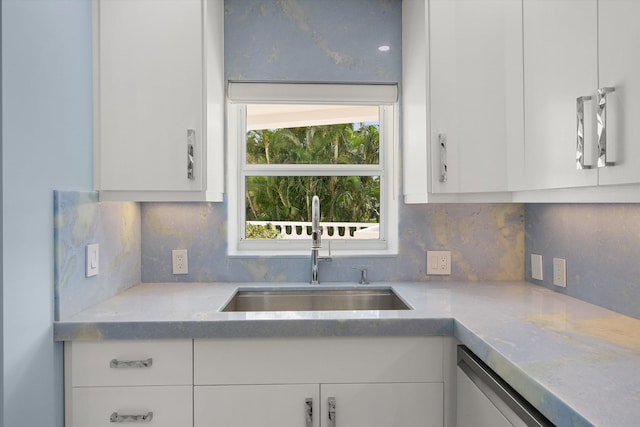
[109,358,153,369]
[187,128,195,180]
[110,412,153,423]
[576,95,593,170]
[327,397,336,427]
[596,87,616,168]
[438,133,447,182]
[305,398,313,427]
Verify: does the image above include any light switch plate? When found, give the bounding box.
[86,243,99,277]
[531,253,543,280]
[553,258,567,287]
[426,250,451,275]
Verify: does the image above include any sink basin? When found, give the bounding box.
[221,287,412,312]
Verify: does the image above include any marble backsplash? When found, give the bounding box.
[140,202,525,283]
[54,191,141,320]
[525,203,640,320]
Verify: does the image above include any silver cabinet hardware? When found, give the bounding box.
[109,358,153,369]
[305,398,313,427]
[438,133,447,183]
[576,95,594,170]
[187,129,195,180]
[110,412,153,423]
[327,397,336,427]
[596,87,616,168]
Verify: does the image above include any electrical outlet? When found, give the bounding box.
[86,243,99,277]
[426,250,451,275]
[553,258,567,287]
[531,254,543,280]
[172,249,189,275]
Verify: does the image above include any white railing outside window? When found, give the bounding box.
[247,221,380,240]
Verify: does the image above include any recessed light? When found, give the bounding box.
[378,45,390,52]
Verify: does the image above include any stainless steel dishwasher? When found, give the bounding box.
[457,346,555,427]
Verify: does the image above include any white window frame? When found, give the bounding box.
[227,83,399,257]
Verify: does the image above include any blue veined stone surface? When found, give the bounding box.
[140,202,525,283]
[526,203,640,320]
[225,0,402,82]
[53,190,141,319]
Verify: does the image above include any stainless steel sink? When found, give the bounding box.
[221,287,412,312]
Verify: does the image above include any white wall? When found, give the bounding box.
[1,1,92,426]
[0,1,4,424]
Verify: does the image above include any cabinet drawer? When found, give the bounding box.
[72,385,192,427]
[70,340,192,386]
[194,336,443,385]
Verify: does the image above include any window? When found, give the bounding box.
[227,83,398,256]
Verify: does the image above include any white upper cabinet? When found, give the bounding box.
[403,0,522,202]
[522,0,640,194]
[430,0,523,195]
[93,0,224,202]
[523,0,599,190]
[596,0,640,186]
[402,0,430,204]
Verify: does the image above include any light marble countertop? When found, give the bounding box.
[54,281,640,427]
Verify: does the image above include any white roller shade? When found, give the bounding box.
[228,82,398,104]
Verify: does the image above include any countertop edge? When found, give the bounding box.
[53,317,455,341]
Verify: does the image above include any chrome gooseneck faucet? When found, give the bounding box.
[310,195,321,284]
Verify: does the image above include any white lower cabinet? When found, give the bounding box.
[194,337,445,427]
[320,383,442,427]
[196,383,442,427]
[65,337,446,427]
[64,340,193,427]
[72,386,192,427]
[195,385,321,427]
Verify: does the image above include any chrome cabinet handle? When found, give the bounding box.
[305,398,313,427]
[597,87,616,168]
[109,358,153,369]
[576,96,593,170]
[438,133,447,183]
[576,95,593,170]
[187,129,195,180]
[110,412,153,423]
[327,397,336,427]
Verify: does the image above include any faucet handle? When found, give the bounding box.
[360,269,369,285]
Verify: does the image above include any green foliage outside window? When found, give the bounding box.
[245,123,380,225]
[245,223,282,239]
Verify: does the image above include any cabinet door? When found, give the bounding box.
[195,384,320,427]
[430,0,523,194]
[96,0,204,192]
[320,383,443,427]
[523,0,599,190]
[597,0,640,186]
